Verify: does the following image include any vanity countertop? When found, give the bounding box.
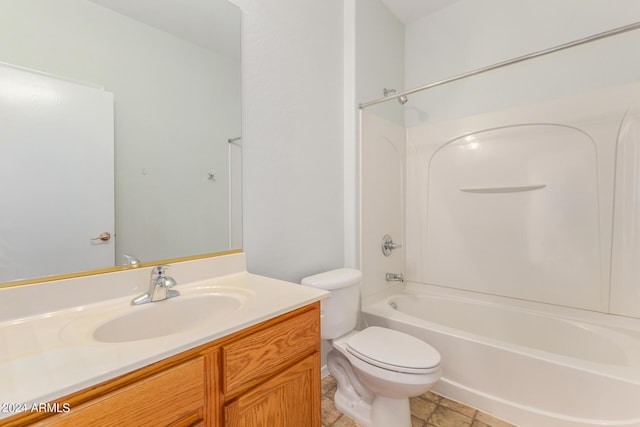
[0,261,328,420]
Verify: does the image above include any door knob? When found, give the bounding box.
[91,232,111,242]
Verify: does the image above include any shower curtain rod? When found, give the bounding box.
[359,20,640,109]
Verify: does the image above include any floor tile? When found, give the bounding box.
[331,414,366,427]
[320,375,517,427]
[421,390,442,404]
[322,375,337,395]
[474,411,516,427]
[412,415,426,427]
[439,396,477,418]
[410,396,438,420]
[321,396,342,426]
[427,405,473,427]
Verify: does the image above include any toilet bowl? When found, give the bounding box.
[301,269,441,427]
[330,327,440,426]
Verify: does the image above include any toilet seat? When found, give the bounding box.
[346,327,440,374]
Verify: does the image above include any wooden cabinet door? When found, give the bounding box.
[223,353,320,427]
[39,357,207,427]
[223,306,320,395]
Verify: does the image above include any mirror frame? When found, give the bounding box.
[1,250,244,290]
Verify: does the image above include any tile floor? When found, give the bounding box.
[321,375,516,427]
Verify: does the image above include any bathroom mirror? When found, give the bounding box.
[0,0,241,286]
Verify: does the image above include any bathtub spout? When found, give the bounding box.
[386,273,404,282]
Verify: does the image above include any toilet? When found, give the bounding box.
[301,268,441,427]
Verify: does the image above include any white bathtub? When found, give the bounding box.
[362,284,640,427]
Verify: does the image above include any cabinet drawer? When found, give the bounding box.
[43,357,206,426]
[223,305,319,394]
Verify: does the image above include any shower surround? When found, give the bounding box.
[359,83,640,426]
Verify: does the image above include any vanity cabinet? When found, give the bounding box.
[224,354,319,426]
[222,306,321,426]
[40,356,211,427]
[2,302,320,427]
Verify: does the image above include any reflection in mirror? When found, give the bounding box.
[0,0,242,286]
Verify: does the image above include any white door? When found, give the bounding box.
[0,63,114,283]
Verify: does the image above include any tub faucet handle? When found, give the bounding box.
[382,234,402,256]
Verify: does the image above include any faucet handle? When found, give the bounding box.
[382,234,402,256]
[152,264,177,289]
[160,276,177,288]
[151,264,170,276]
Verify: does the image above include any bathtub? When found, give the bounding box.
[362,284,640,427]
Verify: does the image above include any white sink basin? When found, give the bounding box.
[93,293,243,343]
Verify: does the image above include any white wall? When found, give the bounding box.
[404,88,633,313]
[360,112,406,299]
[0,0,241,264]
[342,0,406,271]
[229,0,345,283]
[404,0,640,126]
[356,0,405,125]
[353,1,405,301]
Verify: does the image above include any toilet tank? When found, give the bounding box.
[301,268,361,340]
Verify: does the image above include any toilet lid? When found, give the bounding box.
[346,327,440,373]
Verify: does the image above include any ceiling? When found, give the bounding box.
[86,0,459,59]
[379,0,463,24]
[87,0,240,59]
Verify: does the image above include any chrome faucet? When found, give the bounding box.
[385,272,404,282]
[122,254,140,265]
[131,265,180,305]
[381,235,402,256]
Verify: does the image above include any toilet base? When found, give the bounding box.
[328,349,414,427]
[328,350,373,425]
[334,388,412,427]
[371,395,411,427]
[334,387,372,426]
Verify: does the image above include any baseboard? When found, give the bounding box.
[321,364,329,378]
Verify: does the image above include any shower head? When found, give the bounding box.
[383,88,408,105]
